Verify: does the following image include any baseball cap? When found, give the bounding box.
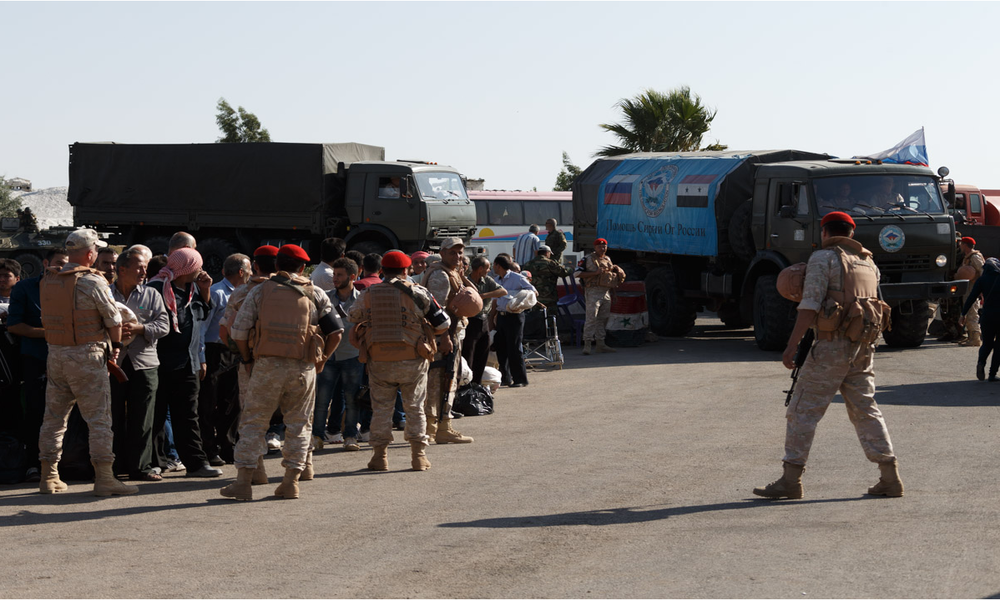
[64,228,107,251]
[440,237,465,251]
[538,244,552,253]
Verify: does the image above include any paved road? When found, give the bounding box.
[2,317,999,598]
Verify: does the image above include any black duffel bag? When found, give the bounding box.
[452,383,494,417]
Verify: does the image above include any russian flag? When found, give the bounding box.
[859,127,929,167]
[676,174,718,208]
[604,174,640,205]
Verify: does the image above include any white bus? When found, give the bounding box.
[468,190,577,268]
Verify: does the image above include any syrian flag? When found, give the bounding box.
[859,127,929,166]
[604,174,640,205]
[676,174,718,208]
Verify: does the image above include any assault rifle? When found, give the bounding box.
[784,329,815,406]
[436,321,460,423]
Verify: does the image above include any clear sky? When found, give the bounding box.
[3,1,999,192]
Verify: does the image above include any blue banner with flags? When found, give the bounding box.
[596,156,746,255]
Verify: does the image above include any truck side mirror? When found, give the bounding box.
[401,177,413,199]
[946,181,956,209]
[779,205,796,219]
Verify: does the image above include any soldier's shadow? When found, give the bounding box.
[437,497,869,529]
[870,380,1000,407]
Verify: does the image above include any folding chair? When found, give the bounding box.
[522,307,564,369]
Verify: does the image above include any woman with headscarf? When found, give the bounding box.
[961,257,1000,381]
[147,247,223,477]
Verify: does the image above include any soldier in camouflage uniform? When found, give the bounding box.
[38,228,137,497]
[222,245,343,501]
[348,251,450,471]
[523,245,570,309]
[544,218,567,265]
[576,238,625,355]
[754,212,903,500]
[958,237,986,347]
[218,245,278,485]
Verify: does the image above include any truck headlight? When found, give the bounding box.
[936,254,948,268]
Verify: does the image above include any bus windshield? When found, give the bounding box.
[813,175,945,216]
[415,172,468,201]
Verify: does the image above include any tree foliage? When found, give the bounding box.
[596,87,722,156]
[554,152,582,191]
[216,98,272,143]
[0,176,21,218]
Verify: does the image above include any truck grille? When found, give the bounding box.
[873,254,932,272]
[433,226,474,239]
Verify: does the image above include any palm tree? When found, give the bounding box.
[596,87,718,157]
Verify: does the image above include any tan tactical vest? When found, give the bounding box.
[589,255,622,289]
[814,238,890,343]
[40,266,107,346]
[252,275,321,362]
[422,262,462,306]
[964,250,985,286]
[356,279,436,362]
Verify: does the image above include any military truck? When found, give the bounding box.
[0,216,74,279]
[68,142,477,277]
[572,150,967,350]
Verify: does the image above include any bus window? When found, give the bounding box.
[524,201,553,226]
[560,202,573,224]
[475,201,487,225]
[488,200,523,225]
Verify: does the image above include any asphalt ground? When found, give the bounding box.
[2,316,999,599]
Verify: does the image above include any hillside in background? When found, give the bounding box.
[12,187,73,229]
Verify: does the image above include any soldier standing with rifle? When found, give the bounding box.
[421,238,475,444]
[348,251,451,471]
[754,212,902,500]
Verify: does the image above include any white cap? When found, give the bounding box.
[64,228,107,251]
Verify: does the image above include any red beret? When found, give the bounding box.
[821,211,856,229]
[253,245,279,258]
[961,236,976,247]
[594,238,609,246]
[381,250,411,269]
[278,244,310,262]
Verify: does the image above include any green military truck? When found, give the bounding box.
[68,142,477,277]
[572,150,967,350]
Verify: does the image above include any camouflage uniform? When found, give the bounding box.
[784,241,895,466]
[545,229,568,264]
[963,250,986,338]
[39,264,123,464]
[230,276,334,471]
[523,255,570,308]
[581,254,623,343]
[423,266,466,424]
[221,275,271,411]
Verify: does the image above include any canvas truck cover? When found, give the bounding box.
[573,149,829,256]
[68,142,385,216]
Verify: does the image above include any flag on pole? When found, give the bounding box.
[859,127,929,166]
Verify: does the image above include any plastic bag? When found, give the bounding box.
[452,383,494,417]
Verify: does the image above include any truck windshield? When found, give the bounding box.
[813,175,945,216]
[415,172,468,200]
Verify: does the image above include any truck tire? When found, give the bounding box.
[198,238,238,281]
[350,240,389,257]
[14,252,43,279]
[143,236,171,256]
[717,300,751,329]
[882,301,931,348]
[618,262,647,282]
[753,274,797,350]
[645,266,696,337]
[728,200,755,262]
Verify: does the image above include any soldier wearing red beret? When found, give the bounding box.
[755,210,904,500]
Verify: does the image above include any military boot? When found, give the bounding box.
[596,339,617,353]
[752,462,804,499]
[583,341,592,355]
[251,455,268,485]
[867,459,904,497]
[368,445,389,471]
[273,468,302,499]
[39,460,68,494]
[435,418,474,444]
[300,451,314,481]
[426,419,438,440]
[960,332,982,347]
[410,441,431,471]
[219,467,255,501]
[92,462,139,497]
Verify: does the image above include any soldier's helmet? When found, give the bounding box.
[449,286,484,318]
[777,262,808,303]
[956,264,977,281]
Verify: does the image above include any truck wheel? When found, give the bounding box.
[882,301,931,348]
[14,253,43,279]
[753,274,797,350]
[351,240,389,257]
[717,300,750,329]
[198,238,238,281]
[645,266,696,337]
[728,200,755,262]
[143,236,170,256]
[617,262,647,282]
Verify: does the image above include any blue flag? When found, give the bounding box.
[859,127,929,166]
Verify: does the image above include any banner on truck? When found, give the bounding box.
[596,156,744,255]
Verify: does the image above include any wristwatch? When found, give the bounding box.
[111,341,124,350]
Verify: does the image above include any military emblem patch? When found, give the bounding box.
[879,225,905,253]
